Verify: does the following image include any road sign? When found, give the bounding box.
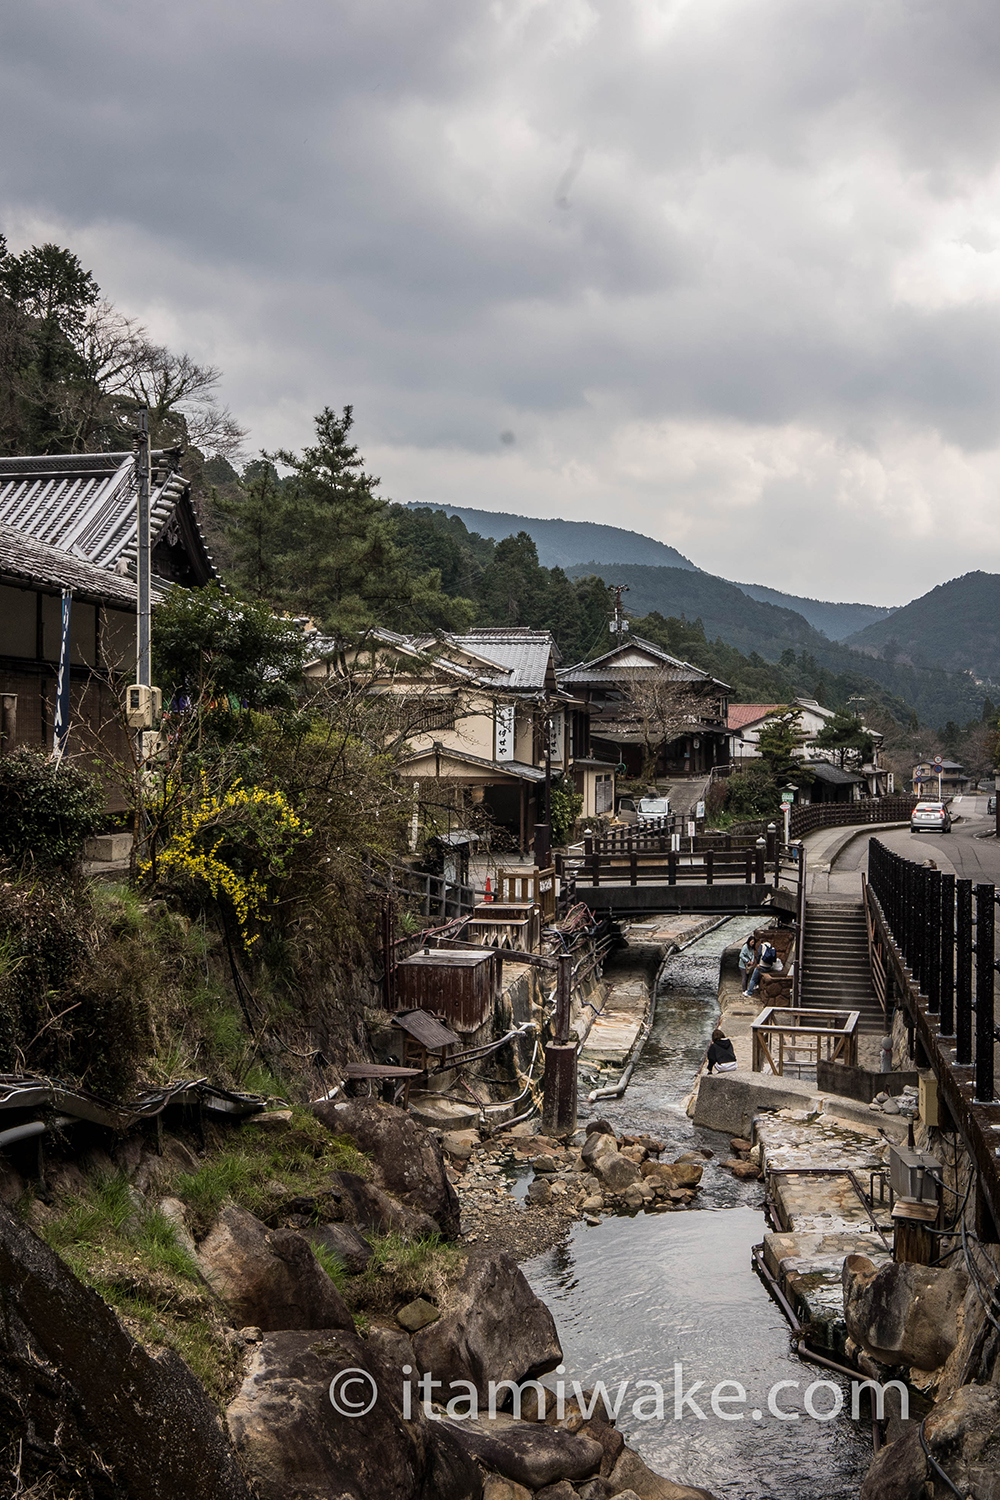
[933,756,943,766]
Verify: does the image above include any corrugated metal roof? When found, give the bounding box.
[0,450,208,576]
[0,524,169,607]
[391,1009,461,1050]
[450,630,555,689]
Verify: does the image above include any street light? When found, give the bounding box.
[781,783,799,847]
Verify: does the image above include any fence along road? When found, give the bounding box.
[866,835,1000,1245]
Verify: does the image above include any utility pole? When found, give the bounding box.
[135,409,151,689]
[611,584,630,641]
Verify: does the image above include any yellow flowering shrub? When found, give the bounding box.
[145,779,311,946]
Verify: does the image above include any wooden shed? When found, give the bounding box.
[394,948,499,1034]
[390,1008,461,1071]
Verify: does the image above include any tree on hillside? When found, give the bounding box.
[756,710,813,787]
[813,709,875,770]
[261,405,474,640]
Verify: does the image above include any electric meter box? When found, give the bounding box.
[889,1145,942,1206]
[126,684,162,729]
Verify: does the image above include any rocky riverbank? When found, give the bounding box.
[0,1094,721,1500]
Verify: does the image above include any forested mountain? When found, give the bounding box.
[564,560,991,727]
[846,572,1000,682]
[407,501,895,639]
[406,503,699,571]
[733,582,893,640]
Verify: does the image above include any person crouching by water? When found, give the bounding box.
[707,1028,738,1073]
[737,934,756,993]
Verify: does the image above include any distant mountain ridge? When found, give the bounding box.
[847,571,1000,683]
[405,502,891,640]
[406,504,699,572]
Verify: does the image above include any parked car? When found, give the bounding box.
[911,801,952,834]
[615,796,638,825]
[637,795,671,827]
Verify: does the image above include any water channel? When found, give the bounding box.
[523,919,871,1500]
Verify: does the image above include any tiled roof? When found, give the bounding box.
[807,761,863,785]
[0,450,213,579]
[0,524,167,607]
[449,630,556,690]
[558,636,730,691]
[728,704,787,731]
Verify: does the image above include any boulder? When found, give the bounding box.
[730,1162,760,1181]
[593,1152,641,1194]
[198,1205,354,1332]
[582,1118,616,1137]
[533,1155,558,1173]
[397,1297,440,1333]
[227,1329,482,1500]
[441,1130,479,1161]
[581,1132,617,1166]
[669,1161,703,1188]
[0,1200,250,1499]
[577,1481,618,1500]
[412,1250,561,1399]
[483,1480,532,1500]
[535,1483,579,1500]
[315,1098,461,1238]
[328,1170,440,1238]
[842,1255,968,1369]
[443,1413,602,1489]
[608,1447,719,1500]
[527,1179,553,1206]
[857,1426,928,1500]
[302,1222,372,1275]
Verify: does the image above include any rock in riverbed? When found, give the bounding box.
[198,1204,355,1332]
[315,1097,461,1237]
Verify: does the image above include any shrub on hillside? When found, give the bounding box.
[0,750,104,868]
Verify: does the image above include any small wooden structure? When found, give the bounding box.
[343,1062,422,1106]
[394,947,499,1034]
[390,1008,461,1072]
[751,1006,859,1076]
[466,899,541,953]
[498,866,557,920]
[891,1200,939,1265]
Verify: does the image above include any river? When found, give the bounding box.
[523,919,871,1500]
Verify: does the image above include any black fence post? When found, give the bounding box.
[939,872,955,1036]
[927,869,941,1015]
[957,879,974,1065]
[974,883,995,1103]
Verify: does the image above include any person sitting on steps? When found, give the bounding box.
[746,940,783,996]
[706,1028,738,1073]
[738,934,756,993]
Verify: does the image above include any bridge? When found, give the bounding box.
[561,824,803,918]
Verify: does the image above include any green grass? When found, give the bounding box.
[173,1112,370,1234]
[36,1170,239,1404]
[310,1240,351,1294]
[350,1231,463,1314]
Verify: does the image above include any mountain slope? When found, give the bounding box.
[405,504,699,571]
[734,582,894,641]
[846,572,1000,682]
[405,502,893,638]
[565,561,993,726]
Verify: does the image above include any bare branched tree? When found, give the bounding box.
[610,667,718,780]
[121,343,248,460]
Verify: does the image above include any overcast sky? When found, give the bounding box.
[3,1,1000,606]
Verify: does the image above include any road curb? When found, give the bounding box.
[805,821,912,872]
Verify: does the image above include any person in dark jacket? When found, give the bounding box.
[706,1028,737,1073]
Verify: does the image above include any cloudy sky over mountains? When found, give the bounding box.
[3,0,1000,603]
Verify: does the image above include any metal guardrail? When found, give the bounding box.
[868,839,996,1103]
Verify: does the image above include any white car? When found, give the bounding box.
[637,795,671,827]
[911,801,952,834]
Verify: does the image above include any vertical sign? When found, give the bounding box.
[547,711,564,764]
[494,703,515,762]
[52,589,72,762]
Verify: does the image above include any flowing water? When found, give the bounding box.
[523,919,871,1500]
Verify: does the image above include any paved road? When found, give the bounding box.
[830,793,1000,891]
